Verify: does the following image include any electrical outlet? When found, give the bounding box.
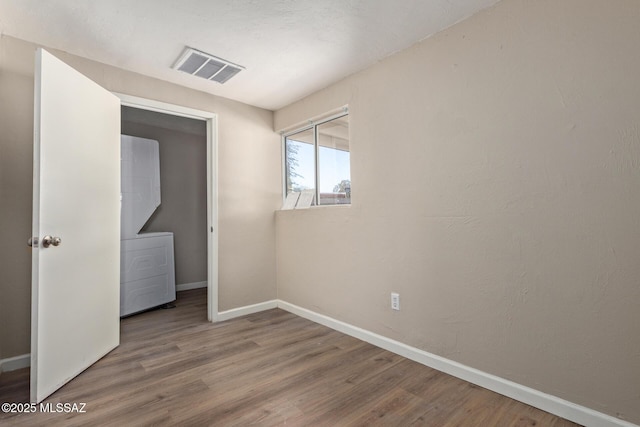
[391,292,400,311]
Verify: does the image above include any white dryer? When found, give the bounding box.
[120,135,176,317]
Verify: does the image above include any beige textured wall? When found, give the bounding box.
[0,35,281,361]
[0,36,34,363]
[121,116,208,286]
[274,0,640,423]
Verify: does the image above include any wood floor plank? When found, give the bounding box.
[0,289,582,426]
[346,386,438,427]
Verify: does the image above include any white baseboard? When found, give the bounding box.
[217,300,278,322]
[176,281,207,292]
[277,300,638,427]
[0,353,30,373]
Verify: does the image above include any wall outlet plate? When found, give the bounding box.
[391,292,400,311]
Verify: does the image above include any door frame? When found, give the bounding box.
[115,93,219,322]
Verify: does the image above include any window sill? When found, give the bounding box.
[278,203,351,213]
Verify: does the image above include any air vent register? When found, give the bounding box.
[173,47,244,84]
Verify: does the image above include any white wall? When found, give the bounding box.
[274,0,640,423]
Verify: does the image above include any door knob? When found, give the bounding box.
[41,235,62,248]
[27,237,38,247]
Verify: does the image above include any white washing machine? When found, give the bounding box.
[120,135,176,317]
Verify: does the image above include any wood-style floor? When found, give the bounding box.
[0,289,580,426]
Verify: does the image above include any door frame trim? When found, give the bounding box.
[115,93,219,322]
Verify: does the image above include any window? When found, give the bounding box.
[284,112,350,205]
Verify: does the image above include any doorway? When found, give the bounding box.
[29,49,220,404]
[116,94,219,322]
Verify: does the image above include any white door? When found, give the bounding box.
[30,48,121,403]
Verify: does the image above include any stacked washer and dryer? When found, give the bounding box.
[120,135,176,317]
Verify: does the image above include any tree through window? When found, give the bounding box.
[284,113,350,205]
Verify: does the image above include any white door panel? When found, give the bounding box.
[31,48,120,403]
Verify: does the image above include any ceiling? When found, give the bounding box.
[0,0,499,111]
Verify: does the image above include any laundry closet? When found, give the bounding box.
[120,106,208,317]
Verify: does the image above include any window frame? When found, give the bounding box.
[281,109,350,207]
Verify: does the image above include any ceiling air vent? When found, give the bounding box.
[173,47,244,84]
